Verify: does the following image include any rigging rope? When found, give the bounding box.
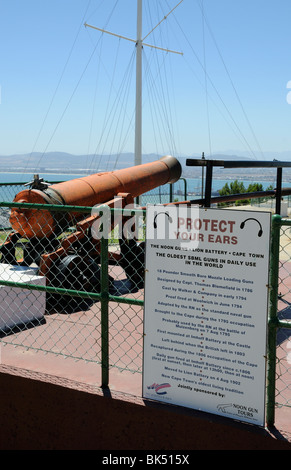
[196,0,265,160]
[201,0,212,156]
[23,0,265,183]
[87,46,136,172]
[29,0,121,176]
[162,0,261,160]
[142,0,181,157]
[27,0,93,175]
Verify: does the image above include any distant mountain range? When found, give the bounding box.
[0,151,290,177]
[0,151,253,174]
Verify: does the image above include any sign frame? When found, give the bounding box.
[142,205,271,426]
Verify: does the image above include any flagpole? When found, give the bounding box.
[135,0,143,167]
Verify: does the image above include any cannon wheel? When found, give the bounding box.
[46,254,103,312]
[52,254,101,292]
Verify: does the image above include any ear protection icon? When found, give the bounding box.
[153,212,173,229]
[240,218,263,237]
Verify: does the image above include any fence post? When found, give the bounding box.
[100,232,109,388]
[266,214,281,427]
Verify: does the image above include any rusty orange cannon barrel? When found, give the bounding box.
[10,155,182,239]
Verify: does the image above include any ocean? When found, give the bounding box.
[0,170,288,228]
[0,170,286,198]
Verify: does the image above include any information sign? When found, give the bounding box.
[143,205,271,426]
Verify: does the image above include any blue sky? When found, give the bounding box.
[1,0,291,163]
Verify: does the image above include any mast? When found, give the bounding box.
[85,1,183,167]
[135,0,143,167]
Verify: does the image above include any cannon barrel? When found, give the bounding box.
[10,155,182,239]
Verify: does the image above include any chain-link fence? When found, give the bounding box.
[0,178,186,378]
[0,203,145,383]
[0,180,290,429]
[268,217,291,423]
[0,178,186,375]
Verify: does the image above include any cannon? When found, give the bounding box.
[9,155,181,239]
[1,156,181,301]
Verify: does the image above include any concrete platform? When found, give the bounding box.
[1,363,291,450]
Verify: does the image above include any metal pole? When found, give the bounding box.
[275,167,282,215]
[135,0,142,167]
[201,152,205,199]
[204,160,213,207]
[100,232,109,388]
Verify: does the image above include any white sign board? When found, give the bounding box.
[143,206,271,426]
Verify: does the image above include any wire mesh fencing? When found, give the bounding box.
[0,184,290,428]
[0,177,186,380]
[274,220,291,411]
[0,198,145,380]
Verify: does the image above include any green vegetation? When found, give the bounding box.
[218,180,274,207]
